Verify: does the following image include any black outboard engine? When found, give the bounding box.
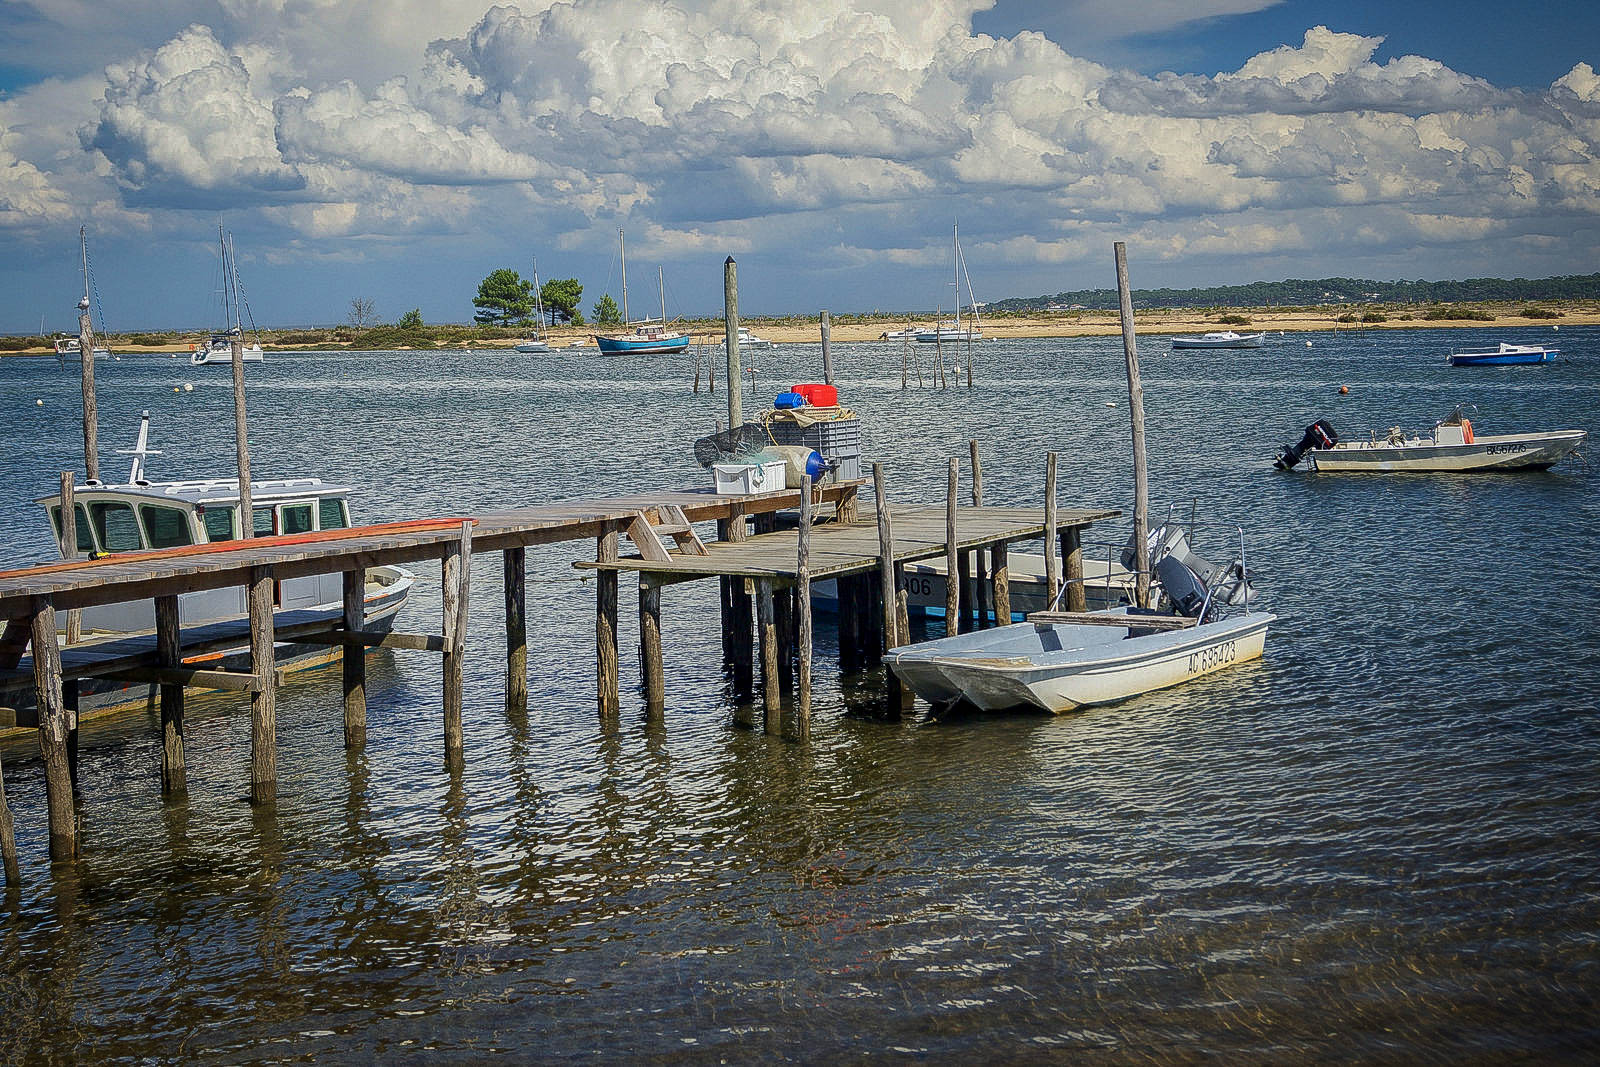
[1274,418,1338,470]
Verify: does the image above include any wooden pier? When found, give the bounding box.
[0,470,1114,872]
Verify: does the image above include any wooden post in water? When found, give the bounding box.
[596,524,620,721]
[1063,526,1086,613]
[155,594,186,793]
[756,580,780,735]
[1044,452,1060,607]
[231,341,254,533]
[77,230,99,484]
[504,547,527,719]
[820,310,834,385]
[30,599,76,859]
[992,543,1010,623]
[59,474,82,644]
[775,587,794,692]
[873,463,908,713]
[727,507,753,706]
[343,569,367,747]
[724,257,742,429]
[0,744,17,884]
[1114,241,1151,609]
[639,576,665,719]
[969,440,991,629]
[945,458,960,627]
[248,566,277,803]
[442,520,471,767]
[796,476,814,740]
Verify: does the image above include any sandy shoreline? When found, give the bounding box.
[5,306,1591,354]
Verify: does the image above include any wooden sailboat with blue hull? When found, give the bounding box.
[593,228,690,355]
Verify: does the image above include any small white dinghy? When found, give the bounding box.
[885,520,1274,714]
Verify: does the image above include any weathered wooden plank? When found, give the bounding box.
[99,665,267,691]
[30,599,76,859]
[291,628,447,652]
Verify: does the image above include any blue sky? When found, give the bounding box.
[0,1,1596,333]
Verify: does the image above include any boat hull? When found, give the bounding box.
[594,333,691,355]
[885,610,1275,713]
[1447,352,1557,366]
[1,567,412,732]
[515,341,551,353]
[1171,333,1263,349]
[1308,430,1585,472]
[191,345,264,365]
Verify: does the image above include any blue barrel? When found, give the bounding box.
[774,392,805,409]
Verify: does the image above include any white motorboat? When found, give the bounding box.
[190,328,264,365]
[53,337,110,359]
[1171,331,1264,349]
[879,326,928,340]
[7,414,413,723]
[722,326,772,349]
[191,228,265,365]
[885,520,1272,713]
[1274,406,1586,473]
[915,322,982,344]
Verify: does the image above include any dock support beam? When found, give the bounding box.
[30,599,76,859]
[442,521,471,768]
[756,581,780,735]
[1044,452,1060,607]
[992,543,1011,624]
[969,440,991,629]
[596,524,620,722]
[796,476,813,741]
[504,547,527,719]
[155,594,186,793]
[342,569,367,748]
[248,566,277,804]
[639,576,665,719]
[1063,527,1086,614]
[0,745,17,885]
[873,463,910,714]
[945,458,960,630]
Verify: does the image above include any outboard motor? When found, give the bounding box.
[1274,418,1338,470]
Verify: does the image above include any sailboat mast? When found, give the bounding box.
[620,228,629,325]
[953,221,961,332]
[227,232,243,331]
[532,257,544,334]
[217,223,232,330]
[659,265,665,326]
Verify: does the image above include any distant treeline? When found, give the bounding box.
[988,273,1600,312]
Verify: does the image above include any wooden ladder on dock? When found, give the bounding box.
[626,506,708,562]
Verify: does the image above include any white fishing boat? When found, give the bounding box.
[191,227,265,365]
[1274,406,1587,473]
[884,521,1272,714]
[1171,331,1264,349]
[915,223,982,343]
[722,326,772,349]
[5,414,413,723]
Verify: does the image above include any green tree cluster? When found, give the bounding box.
[474,269,535,324]
[540,278,585,326]
[592,293,622,325]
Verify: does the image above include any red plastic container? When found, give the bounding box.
[792,382,838,407]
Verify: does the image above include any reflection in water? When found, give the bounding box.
[0,332,1596,1059]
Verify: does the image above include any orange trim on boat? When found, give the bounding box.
[0,517,477,581]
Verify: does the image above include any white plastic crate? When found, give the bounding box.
[713,460,787,495]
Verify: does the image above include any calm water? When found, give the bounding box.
[1,328,1597,1062]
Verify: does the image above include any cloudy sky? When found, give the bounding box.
[1,0,1596,333]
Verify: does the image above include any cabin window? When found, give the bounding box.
[139,505,195,549]
[252,506,276,538]
[318,498,348,531]
[280,503,314,535]
[89,501,143,553]
[50,505,96,555]
[201,506,236,542]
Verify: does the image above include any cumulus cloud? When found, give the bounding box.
[0,1,1594,305]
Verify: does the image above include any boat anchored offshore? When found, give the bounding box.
[11,413,413,721]
[1171,331,1264,349]
[1446,343,1558,366]
[885,519,1272,714]
[1274,406,1587,473]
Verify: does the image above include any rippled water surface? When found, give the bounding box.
[1,328,1597,1062]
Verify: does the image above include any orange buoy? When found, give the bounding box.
[1339,385,1349,395]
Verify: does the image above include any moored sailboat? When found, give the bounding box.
[594,229,690,355]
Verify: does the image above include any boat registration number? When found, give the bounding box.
[1187,640,1236,674]
[1485,443,1528,455]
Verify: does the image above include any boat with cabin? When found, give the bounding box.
[53,337,109,359]
[515,258,551,353]
[1446,343,1558,366]
[7,414,413,721]
[722,326,772,349]
[915,223,982,343]
[594,229,690,355]
[1171,331,1264,349]
[1273,405,1587,473]
[885,519,1272,714]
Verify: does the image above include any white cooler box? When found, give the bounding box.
[713,460,787,494]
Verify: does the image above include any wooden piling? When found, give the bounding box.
[342,569,367,747]
[596,524,620,720]
[155,594,186,793]
[442,520,471,765]
[1063,526,1087,613]
[945,458,960,628]
[0,745,17,885]
[756,580,780,735]
[969,440,992,628]
[724,257,742,428]
[231,332,254,531]
[1114,241,1151,609]
[59,474,82,645]
[775,588,794,692]
[77,237,98,484]
[725,507,754,703]
[503,547,527,719]
[247,566,277,803]
[796,476,813,740]
[639,576,665,719]
[821,310,834,385]
[1044,452,1060,606]
[873,463,908,713]
[29,599,76,859]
